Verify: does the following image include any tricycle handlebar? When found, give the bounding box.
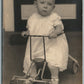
[28,35,49,37]
[24,32,64,37]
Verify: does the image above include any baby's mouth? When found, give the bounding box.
[43,10,47,12]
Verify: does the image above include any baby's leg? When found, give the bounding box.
[27,62,37,78]
[22,62,38,84]
[23,62,37,80]
[48,64,59,84]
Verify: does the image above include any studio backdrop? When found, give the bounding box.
[14,0,82,31]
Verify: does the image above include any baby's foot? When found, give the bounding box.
[25,77,35,84]
[25,79,32,84]
[51,78,59,84]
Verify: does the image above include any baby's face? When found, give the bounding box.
[36,0,55,16]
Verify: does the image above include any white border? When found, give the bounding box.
[82,0,84,83]
[0,0,1,83]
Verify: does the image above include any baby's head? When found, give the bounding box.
[34,0,55,17]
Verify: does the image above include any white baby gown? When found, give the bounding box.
[23,12,69,74]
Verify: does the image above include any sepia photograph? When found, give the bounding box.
[3,0,82,84]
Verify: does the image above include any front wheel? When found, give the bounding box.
[72,61,79,74]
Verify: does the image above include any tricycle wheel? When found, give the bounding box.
[72,61,79,74]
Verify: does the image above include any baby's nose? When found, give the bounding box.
[44,4,48,9]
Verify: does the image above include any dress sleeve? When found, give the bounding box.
[26,19,29,29]
[53,15,64,30]
[26,16,32,30]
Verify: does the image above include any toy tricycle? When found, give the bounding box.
[10,34,79,84]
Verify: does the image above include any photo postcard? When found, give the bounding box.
[2,0,82,84]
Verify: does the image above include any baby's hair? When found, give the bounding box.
[34,0,55,2]
[34,0,37,3]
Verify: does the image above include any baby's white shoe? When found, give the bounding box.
[25,77,35,84]
[51,78,59,84]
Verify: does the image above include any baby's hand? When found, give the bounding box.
[21,30,29,37]
[48,29,57,39]
[48,25,64,39]
[49,33,57,39]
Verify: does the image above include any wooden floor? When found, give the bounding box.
[3,31,82,84]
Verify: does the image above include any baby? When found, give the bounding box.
[21,0,69,84]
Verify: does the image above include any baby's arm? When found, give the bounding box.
[21,17,31,37]
[49,24,64,39]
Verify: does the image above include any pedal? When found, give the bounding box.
[10,76,31,84]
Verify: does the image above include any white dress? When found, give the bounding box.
[23,12,69,74]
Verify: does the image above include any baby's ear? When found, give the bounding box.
[53,5,55,9]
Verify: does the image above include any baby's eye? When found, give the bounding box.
[40,1,44,4]
[48,3,52,6]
